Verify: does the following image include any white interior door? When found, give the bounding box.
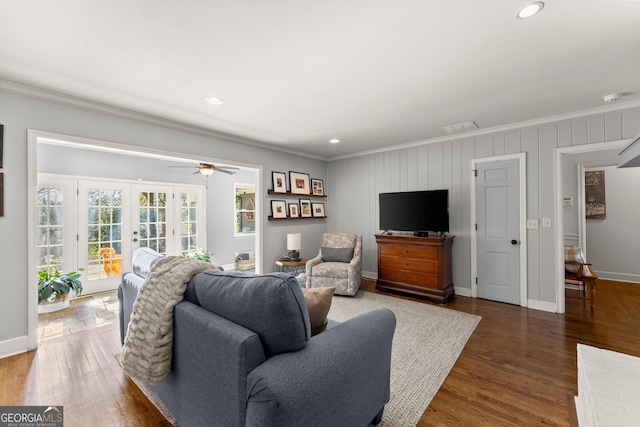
[476,159,521,305]
[78,180,132,294]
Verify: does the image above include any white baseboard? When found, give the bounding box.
[454,286,471,297]
[0,335,28,359]
[362,271,377,279]
[595,271,640,284]
[527,299,558,313]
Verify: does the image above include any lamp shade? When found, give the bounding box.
[287,233,301,251]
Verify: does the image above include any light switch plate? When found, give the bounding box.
[542,217,552,228]
[526,219,539,229]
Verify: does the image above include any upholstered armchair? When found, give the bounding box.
[306,233,362,296]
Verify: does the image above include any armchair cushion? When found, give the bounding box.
[321,246,355,263]
[302,287,335,336]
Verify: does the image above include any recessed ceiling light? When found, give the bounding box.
[517,2,544,19]
[329,138,340,144]
[204,96,224,106]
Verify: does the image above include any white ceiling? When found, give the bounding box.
[1,1,639,159]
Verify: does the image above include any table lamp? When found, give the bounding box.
[287,233,301,261]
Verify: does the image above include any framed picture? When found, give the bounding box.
[272,171,287,193]
[289,171,310,195]
[288,203,299,218]
[312,202,325,217]
[585,170,606,219]
[299,199,312,217]
[270,200,287,218]
[311,178,324,196]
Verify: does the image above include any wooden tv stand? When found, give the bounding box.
[375,234,455,303]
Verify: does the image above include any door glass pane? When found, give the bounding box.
[36,186,65,272]
[180,193,199,256]
[138,191,169,255]
[86,189,123,280]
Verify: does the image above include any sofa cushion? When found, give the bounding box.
[301,287,335,336]
[131,247,164,279]
[191,271,311,356]
[321,246,354,263]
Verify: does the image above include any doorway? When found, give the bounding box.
[554,139,628,313]
[28,129,263,350]
[471,153,527,306]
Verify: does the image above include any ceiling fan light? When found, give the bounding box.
[199,167,214,176]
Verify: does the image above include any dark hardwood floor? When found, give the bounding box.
[1,279,638,426]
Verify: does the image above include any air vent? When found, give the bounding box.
[441,121,479,134]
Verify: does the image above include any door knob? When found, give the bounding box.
[511,239,519,245]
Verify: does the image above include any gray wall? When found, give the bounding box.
[0,89,327,350]
[585,165,640,282]
[328,107,640,305]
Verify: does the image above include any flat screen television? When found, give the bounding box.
[379,189,449,235]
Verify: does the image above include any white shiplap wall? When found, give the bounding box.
[327,107,640,308]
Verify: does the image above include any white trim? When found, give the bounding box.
[1,80,326,161]
[362,271,377,280]
[27,129,264,347]
[329,101,640,161]
[0,336,29,359]
[527,299,557,313]
[554,138,630,314]
[470,153,527,306]
[454,286,471,297]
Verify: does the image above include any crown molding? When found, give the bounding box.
[0,80,327,161]
[328,99,640,161]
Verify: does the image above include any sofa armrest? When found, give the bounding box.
[246,308,396,427]
[154,301,267,427]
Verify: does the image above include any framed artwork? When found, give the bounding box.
[311,178,324,196]
[270,200,287,218]
[299,199,312,217]
[585,170,606,219]
[289,171,310,195]
[312,202,325,217]
[245,198,255,222]
[0,172,3,217]
[288,203,299,218]
[272,171,287,193]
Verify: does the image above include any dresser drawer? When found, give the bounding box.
[379,268,439,288]
[379,244,438,261]
[379,255,439,274]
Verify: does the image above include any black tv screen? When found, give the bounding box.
[379,190,449,233]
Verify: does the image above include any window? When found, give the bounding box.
[36,186,65,272]
[180,192,200,255]
[234,184,255,237]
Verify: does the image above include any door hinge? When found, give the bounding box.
[77,188,80,195]
[473,169,478,177]
[475,223,477,231]
[77,234,79,241]
[475,277,478,284]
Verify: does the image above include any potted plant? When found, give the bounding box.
[37,268,83,313]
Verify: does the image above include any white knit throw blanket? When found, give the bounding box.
[119,256,213,384]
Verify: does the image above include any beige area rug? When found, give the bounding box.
[329,291,482,427]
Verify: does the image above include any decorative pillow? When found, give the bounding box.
[302,287,335,336]
[321,246,355,263]
[564,246,586,274]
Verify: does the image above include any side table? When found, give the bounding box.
[275,258,307,275]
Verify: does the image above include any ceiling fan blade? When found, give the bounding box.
[168,165,199,168]
[215,167,238,175]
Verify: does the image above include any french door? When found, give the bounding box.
[74,180,205,295]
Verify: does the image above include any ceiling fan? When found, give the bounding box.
[169,162,239,176]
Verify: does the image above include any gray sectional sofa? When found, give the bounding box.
[118,247,396,427]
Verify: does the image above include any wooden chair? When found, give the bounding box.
[564,246,597,310]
